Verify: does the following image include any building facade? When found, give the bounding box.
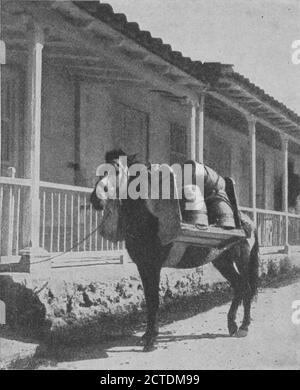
[1,1,300,271]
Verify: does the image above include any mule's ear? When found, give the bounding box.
[127,153,138,165]
[146,166,182,246]
[90,189,102,211]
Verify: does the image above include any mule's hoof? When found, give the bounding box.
[228,323,238,336]
[235,328,248,338]
[136,337,145,346]
[137,331,158,346]
[143,343,156,352]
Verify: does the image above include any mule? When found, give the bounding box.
[90,149,259,352]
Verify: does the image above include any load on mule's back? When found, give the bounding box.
[178,159,236,229]
[90,149,259,352]
[92,152,242,249]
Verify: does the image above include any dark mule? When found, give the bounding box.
[91,150,259,351]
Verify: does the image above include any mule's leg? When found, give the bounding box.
[213,255,244,336]
[234,246,252,337]
[137,262,161,351]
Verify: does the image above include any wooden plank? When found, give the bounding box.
[0,177,31,186]
[40,180,92,193]
[7,185,15,256]
[50,192,54,252]
[197,93,205,163]
[57,191,61,252]
[15,187,21,254]
[63,194,67,252]
[175,223,245,248]
[248,117,257,226]
[42,190,46,248]
[0,186,3,257]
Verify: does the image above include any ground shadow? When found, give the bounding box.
[260,269,300,289]
[8,331,231,368]
[7,288,233,368]
[5,272,300,369]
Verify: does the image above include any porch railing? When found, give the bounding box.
[39,181,123,254]
[240,207,287,248]
[288,214,300,246]
[0,177,31,257]
[256,209,286,247]
[1,178,300,258]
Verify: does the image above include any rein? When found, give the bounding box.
[26,224,102,266]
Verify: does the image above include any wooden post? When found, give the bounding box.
[197,93,205,163]
[0,53,2,175]
[281,134,289,250]
[20,23,50,272]
[0,11,5,174]
[187,100,197,160]
[248,116,257,226]
[22,23,44,250]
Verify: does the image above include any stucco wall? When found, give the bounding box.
[39,67,292,214]
[204,116,285,210]
[41,66,76,185]
[77,82,189,187]
[79,82,114,187]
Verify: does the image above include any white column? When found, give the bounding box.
[0,29,5,173]
[187,101,197,160]
[23,24,44,249]
[281,135,289,213]
[197,93,205,163]
[248,116,257,225]
[281,134,289,248]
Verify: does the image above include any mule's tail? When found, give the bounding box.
[249,230,260,300]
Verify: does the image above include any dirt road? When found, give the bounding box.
[17,276,295,370]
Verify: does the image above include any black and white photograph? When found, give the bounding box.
[0,0,299,371]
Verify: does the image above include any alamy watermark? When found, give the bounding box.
[95,157,205,210]
[291,300,300,325]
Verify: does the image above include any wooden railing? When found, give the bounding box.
[1,177,300,259]
[39,181,123,254]
[240,207,287,247]
[256,209,286,247]
[288,214,300,246]
[0,177,31,256]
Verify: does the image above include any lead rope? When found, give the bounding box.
[25,223,104,266]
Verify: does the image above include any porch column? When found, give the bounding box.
[187,100,197,160]
[22,24,45,252]
[196,93,205,163]
[0,38,5,173]
[281,134,289,249]
[248,116,257,226]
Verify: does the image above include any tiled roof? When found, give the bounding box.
[224,70,300,125]
[72,1,300,128]
[73,1,222,84]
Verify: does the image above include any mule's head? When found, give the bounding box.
[90,149,136,211]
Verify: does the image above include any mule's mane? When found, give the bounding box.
[105,149,140,167]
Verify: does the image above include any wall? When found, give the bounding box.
[77,82,189,187]
[79,82,114,187]
[39,66,295,214]
[204,116,284,210]
[41,66,76,185]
